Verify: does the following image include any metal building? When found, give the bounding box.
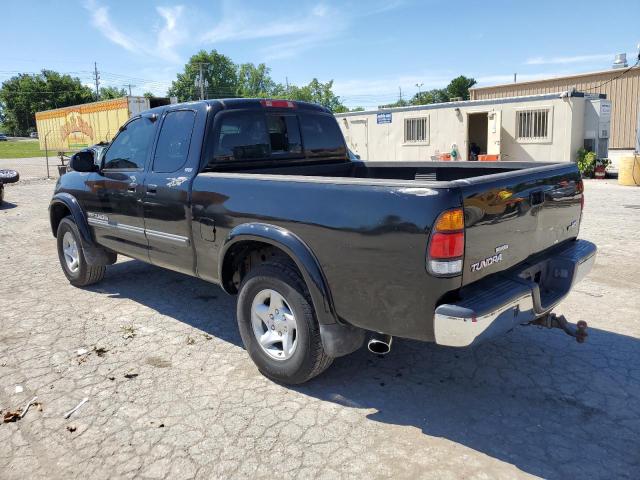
[470,65,640,156]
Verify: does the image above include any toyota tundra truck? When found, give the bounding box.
[49,99,596,384]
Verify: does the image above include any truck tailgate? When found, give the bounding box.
[458,164,583,286]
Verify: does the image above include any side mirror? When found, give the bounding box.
[70,150,97,172]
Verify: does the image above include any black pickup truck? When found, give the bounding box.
[50,99,596,384]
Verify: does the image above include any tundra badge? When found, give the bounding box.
[471,250,505,272]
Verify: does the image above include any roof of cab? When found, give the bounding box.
[145,98,331,116]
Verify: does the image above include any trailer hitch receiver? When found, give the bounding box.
[530,313,588,343]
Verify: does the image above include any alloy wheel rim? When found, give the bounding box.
[62,231,80,273]
[251,289,298,361]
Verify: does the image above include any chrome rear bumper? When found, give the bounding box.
[434,240,596,347]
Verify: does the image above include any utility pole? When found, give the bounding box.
[126,83,136,96]
[398,86,403,104]
[93,62,100,100]
[285,76,290,95]
[514,73,517,83]
[415,82,423,100]
[199,63,205,100]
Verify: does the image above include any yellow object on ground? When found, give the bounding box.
[618,155,640,186]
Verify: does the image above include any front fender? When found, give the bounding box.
[49,192,93,244]
[219,223,336,325]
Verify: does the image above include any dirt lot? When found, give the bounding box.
[1,166,639,479]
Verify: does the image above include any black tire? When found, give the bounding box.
[236,261,333,384]
[56,216,105,287]
[0,184,4,204]
[0,169,19,184]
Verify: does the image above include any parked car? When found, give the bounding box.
[30,132,39,139]
[0,133,8,141]
[49,99,596,384]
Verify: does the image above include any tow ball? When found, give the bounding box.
[530,313,588,343]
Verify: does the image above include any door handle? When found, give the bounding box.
[147,184,157,195]
[127,183,138,192]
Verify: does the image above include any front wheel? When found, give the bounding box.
[236,262,333,384]
[56,217,105,287]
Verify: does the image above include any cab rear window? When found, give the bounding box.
[209,110,345,167]
[298,112,346,158]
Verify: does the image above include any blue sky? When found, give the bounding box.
[3,0,640,108]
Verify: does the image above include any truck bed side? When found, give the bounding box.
[191,173,462,342]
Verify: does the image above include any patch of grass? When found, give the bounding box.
[0,140,53,159]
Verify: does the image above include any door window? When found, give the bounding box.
[103,117,156,170]
[153,111,196,173]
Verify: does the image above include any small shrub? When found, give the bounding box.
[577,148,597,177]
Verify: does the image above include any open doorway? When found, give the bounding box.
[467,112,488,160]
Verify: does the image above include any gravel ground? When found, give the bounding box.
[0,175,639,479]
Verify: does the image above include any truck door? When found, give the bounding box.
[142,109,200,275]
[87,115,156,261]
[487,110,501,157]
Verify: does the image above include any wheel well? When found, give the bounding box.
[221,241,300,294]
[50,202,71,237]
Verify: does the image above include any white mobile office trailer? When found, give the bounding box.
[335,92,610,163]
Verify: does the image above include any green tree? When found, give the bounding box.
[379,99,409,109]
[100,86,128,99]
[168,50,238,101]
[281,79,346,112]
[411,88,448,105]
[445,75,476,100]
[236,63,276,98]
[143,91,154,98]
[0,70,93,135]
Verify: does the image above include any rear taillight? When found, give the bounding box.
[427,208,465,276]
[577,179,584,211]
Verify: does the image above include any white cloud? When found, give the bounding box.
[156,6,186,63]
[85,1,186,63]
[201,1,402,60]
[89,2,139,53]
[525,53,612,65]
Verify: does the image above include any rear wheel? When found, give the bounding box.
[236,262,333,384]
[56,217,105,286]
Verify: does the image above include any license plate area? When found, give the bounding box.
[516,257,575,312]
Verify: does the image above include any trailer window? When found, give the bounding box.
[404,117,429,143]
[103,117,155,170]
[517,109,550,141]
[153,111,196,173]
[299,113,346,158]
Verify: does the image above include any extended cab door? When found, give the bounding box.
[142,107,204,275]
[86,115,157,261]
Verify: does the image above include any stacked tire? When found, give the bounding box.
[0,169,19,205]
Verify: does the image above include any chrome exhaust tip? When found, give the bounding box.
[367,334,393,355]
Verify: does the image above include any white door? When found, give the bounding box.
[487,110,501,156]
[349,120,368,160]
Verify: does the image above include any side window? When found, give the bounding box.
[267,115,302,155]
[153,111,196,173]
[213,111,269,163]
[299,113,346,158]
[103,117,156,170]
